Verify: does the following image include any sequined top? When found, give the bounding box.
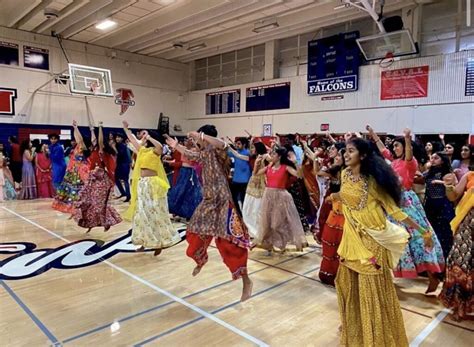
[246,160,266,198]
[424,170,448,199]
[338,168,408,265]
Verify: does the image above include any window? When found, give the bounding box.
[193,44,265,90]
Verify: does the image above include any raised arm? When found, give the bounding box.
[366,125,386,154]
[403,128,413,162]
[72,120,85,150]
[165,135,200,161]
[189,131,226,150]
[90,124,97,148]
[98,121,104,152]
[228,146,249,161]
[145,134,163,155]
[122,120,141,151]
[325,131,337,144]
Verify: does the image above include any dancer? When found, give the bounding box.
[228,138,252,215]
[18,140,37,200]
[335,138,423,347]
[453,144,473,181]
[439,170,473,320]
[167,138,202,220]
[242,142,268,239]
[114,133,132,202]
[35,144,55,198]
[368,126,445,293]
[7,136,22,188]
[52,121,91,213]
[73,123,122,233]
[313,148,346,286]
[422,152,455,259]
[165,126,253,302]
[48,133,66,192]
[123,121,180,255]
[254,147,308,253]
[1,157,16,200]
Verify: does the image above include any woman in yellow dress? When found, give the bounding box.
[333,138,426,347]
[121,121,180,255]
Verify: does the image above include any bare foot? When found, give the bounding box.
[153,248,162,256]
[241,276,253,302]
[192,266,202,276]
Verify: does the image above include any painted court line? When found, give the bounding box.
[135,267,319,346]
[0,280,61,346]
[2,206,269,347]
[63,250,315,343]
[409,308,451,347]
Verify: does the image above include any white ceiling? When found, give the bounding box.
[0,0,419,63]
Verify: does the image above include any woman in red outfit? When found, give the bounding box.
[254,147,308,253]
[73,122,122,233]
[35,144,55,198]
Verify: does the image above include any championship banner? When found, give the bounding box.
[381,65,429,100]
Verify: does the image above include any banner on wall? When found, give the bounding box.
[381,65,429,100]
[24,46,49,70]
[115,88,135,115]
[465,58,474,96]
[307,31,361,96]
[206,89,240,115]
[0,88,17,116]
[0,41,19,66]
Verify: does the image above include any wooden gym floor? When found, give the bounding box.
[0,199,472,346]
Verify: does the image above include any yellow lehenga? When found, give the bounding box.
[336,168,410,347]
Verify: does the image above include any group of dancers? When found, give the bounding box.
[1,120,472,345]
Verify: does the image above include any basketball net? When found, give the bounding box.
[89,81,102,96]
[379,52,395,69]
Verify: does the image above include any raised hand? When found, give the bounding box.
[122,120,129,129]
[165,135,178,149]
[403,128,411,139]
[366,125,375,137]
[439,133,444,140]
[72,120,77,127]
[187,131,200,140]
[344,132,353,142]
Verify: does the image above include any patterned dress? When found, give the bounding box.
[242,159,266,239]
[35,152,55,198]
[19,151,37,200]
[336,169,410,347]
[73,150,122,230]
[439,172,473,319]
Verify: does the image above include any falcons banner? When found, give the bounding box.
[0,87,17,116]
[114,88,135,115]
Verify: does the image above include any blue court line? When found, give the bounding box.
[135,267,319,346]
[1,280,62,346]
[62,249,318,344]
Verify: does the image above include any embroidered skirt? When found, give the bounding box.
[132,176,181,249]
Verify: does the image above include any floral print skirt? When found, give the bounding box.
[132,176,181,249]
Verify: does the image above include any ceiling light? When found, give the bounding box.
[252,19,279,33]
[95,19,117,31]
[188,43,206,52]
[149,0,176,5]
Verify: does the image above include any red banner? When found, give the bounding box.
[381,65,429,100]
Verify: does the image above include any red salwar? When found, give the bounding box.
[186,231,248,280]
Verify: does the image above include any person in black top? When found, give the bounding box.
[114,133,132,202]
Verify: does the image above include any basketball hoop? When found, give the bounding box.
[89,81,101,96]
[379,52,395,69]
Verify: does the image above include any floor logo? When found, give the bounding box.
[0,229,186,280]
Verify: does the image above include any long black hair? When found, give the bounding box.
[278,146,296,170]
[427,151,452,177]
[254,142,267,155]
[20,140,31,154]
[348,138,402,205]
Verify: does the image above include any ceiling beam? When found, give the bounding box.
[34,0,90,34]
[3,1,41,27]
[50,0,114,35]
[60,0,138,39]
[90,0,230,48]
[161,0,415,62]
[12,0,54,29]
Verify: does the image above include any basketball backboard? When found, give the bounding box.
[68,63,113,97]
[356,29,418,61]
